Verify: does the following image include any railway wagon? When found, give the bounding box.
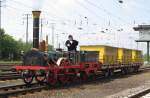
[80,45,143,76]
[80,45,118,65]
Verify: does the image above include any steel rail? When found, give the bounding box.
[0,83,47,98]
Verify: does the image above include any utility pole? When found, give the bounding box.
[40,18,43,41]
[56,34,58,48]
[40,18,48,42]
[147,41,150,63]
[0,0,1,29]
[0,0,4,29]
[51,23,55,47]
[25,14,29,44]
[0,0,3,59]
[23,14,31,44]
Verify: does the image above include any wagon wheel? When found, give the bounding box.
[109,69,114,76]
[46,72,57,86]
[134,66,139,73]
[22,71,34,85]
[23,76,34,85]
[80,72,88,82]
[121,68,126,75]
[57,58,71,66]
[58,75,70,85]
[90,73,97,81]
[104,70,110,78]
[73,76,81,83]
[35,73,46,84]
[125,67,130,74]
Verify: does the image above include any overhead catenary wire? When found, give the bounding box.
[9,0,33,10]
[44,0,90,25]
[85,0,128,24]
[4,4,33,41]
[75,0,106,22]
[43,1,82,26]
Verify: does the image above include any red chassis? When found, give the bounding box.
[15,62,102,85]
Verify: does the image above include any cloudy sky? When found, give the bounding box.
[1,0,150,52]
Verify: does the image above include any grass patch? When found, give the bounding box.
[0,61,22,64]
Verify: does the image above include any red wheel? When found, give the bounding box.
[46,72,57,86]
[80,72,88,82]
[58,75,70,85]
[22,71,34,85]
[73,76,81,83]
[35,71,47,83]
[35,75,46,83]
[23,76,33,84]
[91,74,97,80]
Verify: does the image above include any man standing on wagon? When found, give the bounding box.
[65,35,78,52]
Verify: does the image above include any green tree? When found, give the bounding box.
[16,39,32,53]
[0,28,34,61]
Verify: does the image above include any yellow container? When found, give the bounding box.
[135,50,143,63]
[132,50,136,63]
[80,45,118,64]
[117,48,123,63]
[124,48,132,64]
[132,50,143,63]
[80,45,143,65]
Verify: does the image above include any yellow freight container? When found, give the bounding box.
[132,50,136,63]
[117,48,123,63]
[80,45,143,65]
[124,48,132,64]
[132,50,143,63]
[80,45,118,65]
[117,48,132,64]
[135,50,143,63]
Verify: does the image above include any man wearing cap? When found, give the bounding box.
[65,35,78,52]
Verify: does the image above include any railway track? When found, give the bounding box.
[0,72,21,80]
[0,66,149,98]
[128,88,150,98]
[0,64,21,80]
[0,75,21,80]
[139,66,150,72]
[0,65,15,72]
[118,81,150,98]
[0,83,47,98]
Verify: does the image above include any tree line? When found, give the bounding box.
[0,29,32,61]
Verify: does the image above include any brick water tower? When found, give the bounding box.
[133,25,150,63]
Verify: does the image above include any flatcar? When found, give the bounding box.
[80,45,143,77]
[15,45,143,85]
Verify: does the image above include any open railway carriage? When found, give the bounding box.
[15,49,101,85]
[80,45,143,77]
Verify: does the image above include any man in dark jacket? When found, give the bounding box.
[65,35,78,52]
